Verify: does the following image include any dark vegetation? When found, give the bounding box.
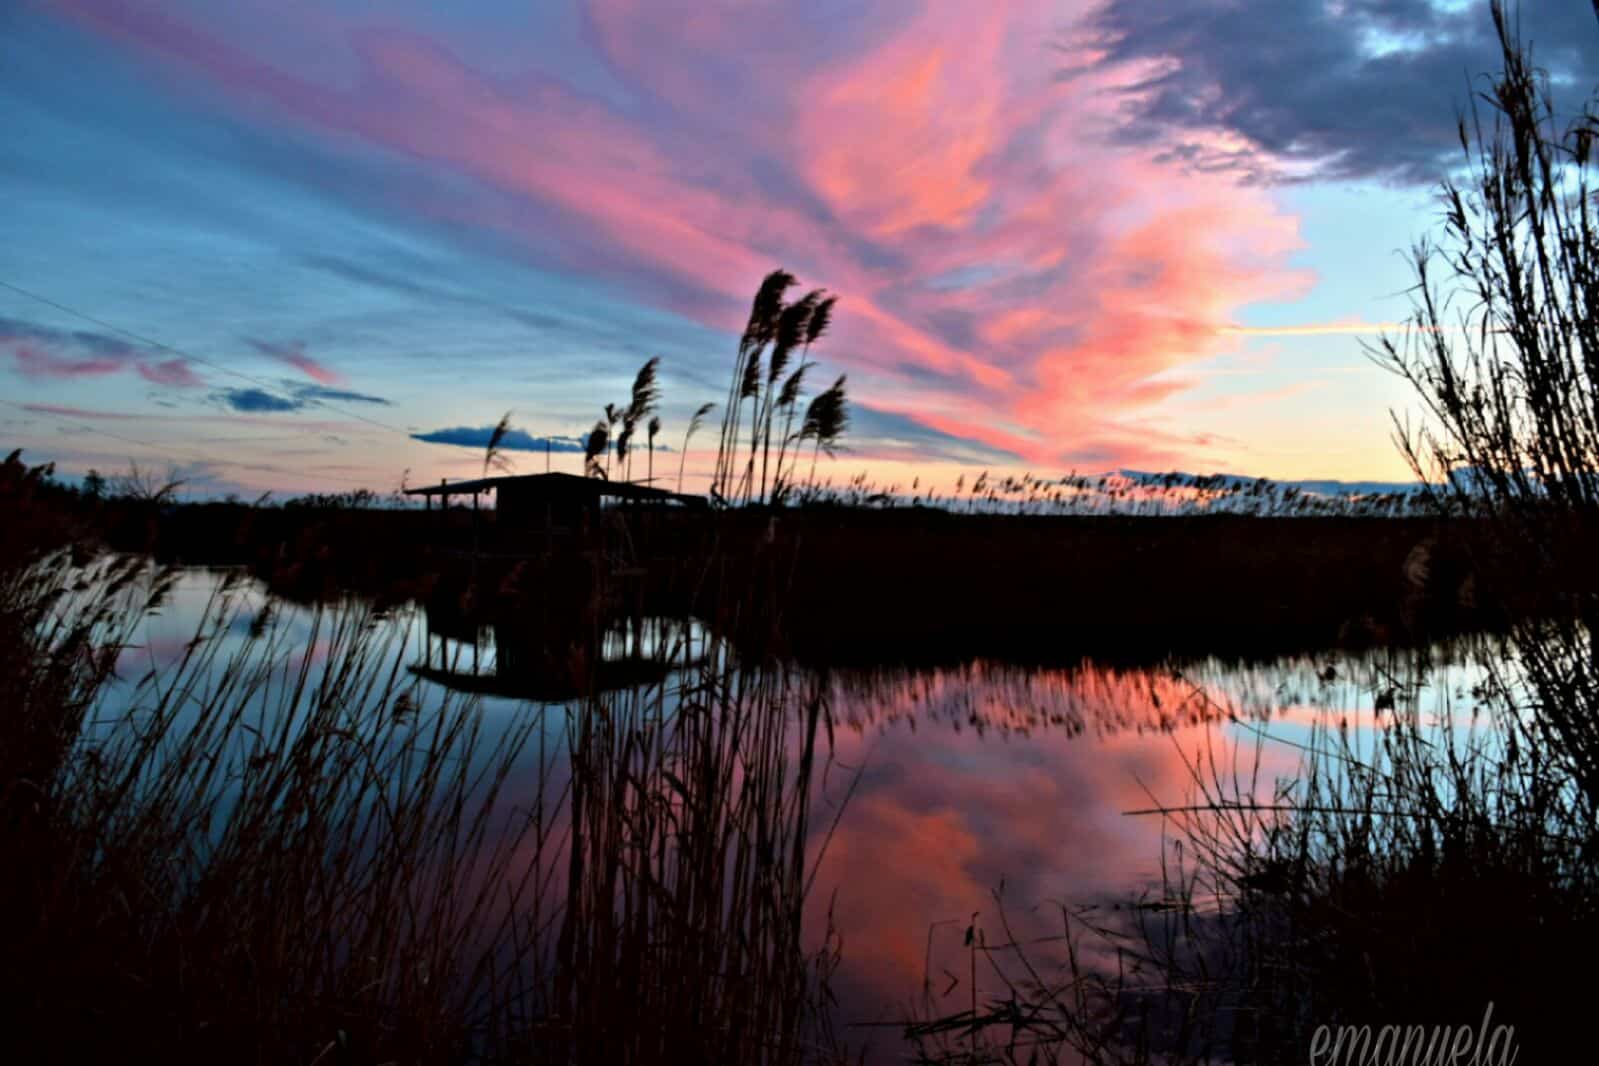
[13,472,1562,672]
[0,448,857,1065]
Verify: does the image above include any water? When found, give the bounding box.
[90,566,1501,1058]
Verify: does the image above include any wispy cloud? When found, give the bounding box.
[9,342,125,380]
[410,425,589,454]
[1220,321,1407,338]
[21,403,366,438]
[0,315,141,360]
[2,316,205,387]
[851,405,1024,466]
[247,338,343,385]
[136,357,205,387]
[294,383,391,406]
[1219,320,1463,338]
[22,402,149,421]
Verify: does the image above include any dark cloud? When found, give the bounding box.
[409,425,590,454]
[851,405,1024,465]
[215,381,392,413]
[217,388,302,413]
[293,383,391,405]
[1082,0,1599,184]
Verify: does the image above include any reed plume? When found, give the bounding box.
[584,420,609,480]
[679,401,716,493]
[717,269,795,499]
[483,410,515,478]
[647,414,661,485]
[620,356,661,482]
[801,376,849,489]
[759,291,824,502]
[602,403,621,479]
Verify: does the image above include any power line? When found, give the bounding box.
[3,398,381,487]
[0,278,416,438]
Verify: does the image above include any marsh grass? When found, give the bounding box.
[786,469,1430,518]
[903,639,1599,1064]
[1146,640,1599,1063]
[0,454,851,1065]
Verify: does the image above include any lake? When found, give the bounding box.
[95,565,1499,1062]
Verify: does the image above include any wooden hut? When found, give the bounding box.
[404,471,706,553]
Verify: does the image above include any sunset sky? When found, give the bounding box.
[5,0,1598,496]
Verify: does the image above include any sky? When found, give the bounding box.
[4,0,1598,497]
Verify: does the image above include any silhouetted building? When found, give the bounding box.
[404,472,705,545]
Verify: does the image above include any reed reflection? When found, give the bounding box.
[84,570,1489,1062]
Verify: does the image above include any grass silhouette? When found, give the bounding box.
[0,451,853,1065]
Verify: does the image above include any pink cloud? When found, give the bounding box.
[22,403,147,421]
[247,339,343,385]
[55,0,1313,471]
[135,358,205,388]
[5,340,204,389]
[9,343,124,380]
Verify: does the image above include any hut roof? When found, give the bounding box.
[402,471,706,508]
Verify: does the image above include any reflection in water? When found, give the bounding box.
[804,653,1494,1056]
[101,569,1493,1061]
[411,605,710,701]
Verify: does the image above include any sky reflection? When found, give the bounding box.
[87,568,1492,1057]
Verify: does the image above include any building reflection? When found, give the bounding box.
[411,600,707,702]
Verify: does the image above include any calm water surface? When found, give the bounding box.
[104,567,1497,1057]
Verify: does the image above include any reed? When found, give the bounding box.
[0,452,851,1065]
[900,637,1599,1064]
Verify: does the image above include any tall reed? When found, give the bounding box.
[0,453,850,1065]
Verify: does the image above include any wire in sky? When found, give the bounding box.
[0,278,417,438]
[2,398,382,488]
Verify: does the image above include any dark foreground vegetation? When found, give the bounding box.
[1,452,853,1065]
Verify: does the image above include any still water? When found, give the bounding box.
[99,566,1496,1057]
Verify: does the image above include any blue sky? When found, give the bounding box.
[3,1,1594,495]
